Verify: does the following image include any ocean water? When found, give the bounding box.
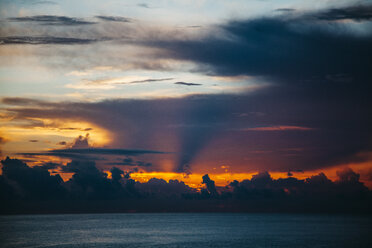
[0,213,371,248]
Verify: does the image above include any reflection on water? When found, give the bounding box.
[0,213,371,248]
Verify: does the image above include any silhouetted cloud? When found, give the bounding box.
[0,36,101,45]
[241,126,314,131]
[70,134,90,149]
[0,157,65,200]
[106,157,153,167]
[50,148,168,156]
[202,174,218,197]
[117,78,174,84]
[1,158,371,213]
[95,16,132,22]
[174,82,202,86]
[8,15,96,25]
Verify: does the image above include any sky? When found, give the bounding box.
[0,0,372,212]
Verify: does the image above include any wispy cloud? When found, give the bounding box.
[241,126,314,131]
[95,16,132,23]
[174,82,202,86]
[8,15,96,25]
[0,36,101,45]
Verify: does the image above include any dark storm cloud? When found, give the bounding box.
[95,16,132,22]
[8,15,96,25]
[174,82,202,86]
[311,4,372,21]
[0,36,101,45]
[147,15,372,81]
[3,84,372,172]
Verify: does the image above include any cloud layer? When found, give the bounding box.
[1,157,371,213]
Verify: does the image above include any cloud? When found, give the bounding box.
[70,134,90,149]
[28,140,39,142]
[174,82,202,86]
[0,136,7,144]
[137,3,150,9]
[0,36,101,45]
[1,97,47,106]
[50,148,167,156]
[275,8,296,12]
[1,4,372,172]
[3,86,372,173]
[144,6,372,83]
[8,15,96,25]
[95,16,132,23]
[1,158,371,213]
[115,78,174,85]
[106,157,153,167]
[32,1,57,5]
[241,126,314,131]
[202,174,218,197]
[310,4,372,21]
[336,167,361,184]
[0,157,65,200]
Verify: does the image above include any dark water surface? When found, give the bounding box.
[0,213,371,248]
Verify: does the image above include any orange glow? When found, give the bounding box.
[130,171,293,189]
[0,117,112,155]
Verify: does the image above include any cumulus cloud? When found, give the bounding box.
[1,158,371,213]
[202,174,218,197]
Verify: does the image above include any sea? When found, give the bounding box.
[0,213,371,248]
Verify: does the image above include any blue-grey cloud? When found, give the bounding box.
[310,4,372,21]
[174,82,202,86]
[8,15,96,25]
[95,16,132,22]
[0,36,101,45]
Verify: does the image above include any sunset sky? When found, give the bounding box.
[1,0,372,189]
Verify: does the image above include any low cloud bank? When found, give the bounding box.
[1,157,371,214]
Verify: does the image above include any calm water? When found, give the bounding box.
[0,213,371,248]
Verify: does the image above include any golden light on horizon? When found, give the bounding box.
[0,118,112,155]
